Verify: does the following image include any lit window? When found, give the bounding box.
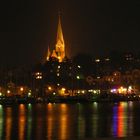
[76,76,80,79]
[78,65,81,68]
[95,59,100,62]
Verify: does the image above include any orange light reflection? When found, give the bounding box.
[47,103,53,140]
[59,104,68,140]
[5,108,12,140]
[117,102,127,137]
[18,104,26,140]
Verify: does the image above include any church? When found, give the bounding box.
[46,15,66,62]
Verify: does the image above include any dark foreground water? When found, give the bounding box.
[0,102,140,140]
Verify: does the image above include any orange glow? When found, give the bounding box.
[48,86,52,91]
[19,104,26,140]
[48,103,53,111]
[62,88,66,92]
[118,104,123,137]
[117,103,127,137]
[5,108,12,140]
[20,87,24,92]
[60,88,66,96]
[118,87,127,94]
[47,104,53,140]
[59,104,68,140]
[7,90,10,94]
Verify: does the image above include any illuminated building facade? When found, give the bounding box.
[47,15,65,62]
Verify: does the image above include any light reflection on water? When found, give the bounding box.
[0,105,3,140]
[5,107,12,140]
[18,104,26,140]
[0,102,139,139]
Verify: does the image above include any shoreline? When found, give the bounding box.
[0,95,140,105]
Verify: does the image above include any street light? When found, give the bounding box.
[76,76,80,79]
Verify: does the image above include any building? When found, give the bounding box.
[47,15,66,62]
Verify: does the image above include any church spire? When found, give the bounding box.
[55,13,65,62]
[46,46,51,61]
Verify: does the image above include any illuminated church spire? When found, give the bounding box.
[46,46,51,61]
[55,14,65,62]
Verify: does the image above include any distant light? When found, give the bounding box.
[57,73,60,76]
[110,89,117,93]
[57,83,60,86]
[58,56,61,60]
[58,65,61,69]
[77,91,80,93]
[0,104,2,109]
[28,103,31,106]
[114,73,117,76]
[128,86,132,90]
[76,76,80,79]
[36,76,42,79]
[95,59,100,62]
[7,90,10,94]
[28,92,31,96]
[105,58,110,61]
[82,90,85,94]
[0,92,2,96]
[78,65,81,68]
[48,86,52,90]
[20,87,24,92]
[97,77,100,79]
[62,88,66,91]
[35,72,42,76]
[53,92,56,95]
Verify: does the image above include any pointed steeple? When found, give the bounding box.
[51,50,58,58]
[46,46,51,61]
[55,13,65,62]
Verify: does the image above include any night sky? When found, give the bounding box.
[0,0,140,66]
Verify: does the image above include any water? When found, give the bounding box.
[0,102,140,140]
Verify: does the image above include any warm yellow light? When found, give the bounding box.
[82,90,85,94]
[76,76,80,79]
[95,59,100,62]
[62,88,66,91]
[28,92,31,96]
[128,86,132,90]
[20,87,24,92]
[36,76,42,79]
[78,65,81,68]
[105,58,110,61]
[48,86,52,90]
[7,90,10,94]
[0,92,2,96]
[118,86,127,94]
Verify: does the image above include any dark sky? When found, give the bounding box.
[0,0,140,66]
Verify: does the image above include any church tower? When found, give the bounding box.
[46,14,66,62]
[46,46,51,61]
[54,14,65,62]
